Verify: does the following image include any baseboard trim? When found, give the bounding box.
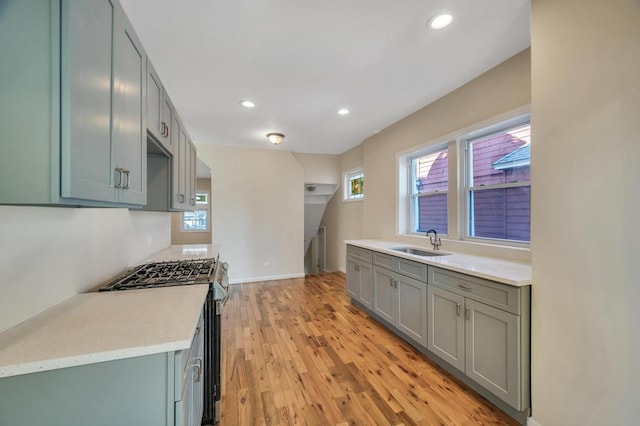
[229,273,305,284]
[527,417,542,426]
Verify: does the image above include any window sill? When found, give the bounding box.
[342,198,364,203]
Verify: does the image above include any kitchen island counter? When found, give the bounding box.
[345,239,531,286]
[0,284,208,378]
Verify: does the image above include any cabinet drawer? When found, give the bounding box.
[347,245,372,263]
[397,258,428,282]
[429,267,521,315]
[373,252,395,270]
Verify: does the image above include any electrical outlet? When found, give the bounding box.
[264,261,271,267]
[146,234,153,244]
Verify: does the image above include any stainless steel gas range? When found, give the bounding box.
[100,256,228,425]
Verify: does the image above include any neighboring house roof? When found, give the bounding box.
[492,143,530,170]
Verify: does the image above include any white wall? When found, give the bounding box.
[0,207,171,332]
[530,1,640,424]
[197,144,305,283]
[293,153,340,185]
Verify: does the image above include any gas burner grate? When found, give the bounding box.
[100,258,216,291]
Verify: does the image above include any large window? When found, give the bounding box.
[182,192,210,232]
[409,147,448,234]
[401,111,531,246]
[465,121,531,242]
[343,168,364,201]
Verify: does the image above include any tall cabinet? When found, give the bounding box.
[0,0,146,207]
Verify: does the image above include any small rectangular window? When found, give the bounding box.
[466,122,530,242]
[182,192,210,232]
[410,147,448,234]
[344,168,364,201]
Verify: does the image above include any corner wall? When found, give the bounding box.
[196,144,305,283]
[0,207,171,332]
[530,1,640,424]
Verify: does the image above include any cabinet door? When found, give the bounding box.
[396,275,427,347]
[359,262,373,309]
[61,0,117,203]
[465,299,521,409]
[171,117,188,210]
[188,140,197,207]
[161,96,175,153]
[346,257,360,299]
[428,286,465,371]
[146,60,163,142]
[112,5,146,205]
[373,266,395,324]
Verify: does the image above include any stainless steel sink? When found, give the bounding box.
[391,247,451,257]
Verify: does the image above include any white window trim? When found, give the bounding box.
[181,191,210,233]
[407,143,450,237]
[343,167,364,202]
[396,105,531,249]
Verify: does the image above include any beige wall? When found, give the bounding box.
[0,207,171,332]
[171,178,213,245]
[530,1,640,424]
[293,153,340,185]
[321,50,531,272]
[321,145,364,272]
[197,144,305,283]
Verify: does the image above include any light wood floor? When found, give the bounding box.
[220,272,516,426]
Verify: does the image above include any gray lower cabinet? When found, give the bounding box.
[346,246,373,309]
[429,266,530,412]
[373,265,428,347]
[0,312,205,426]
[0,0,147,207]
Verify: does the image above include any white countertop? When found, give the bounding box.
[345,239,531,286]
[142,244,221,263]
[0,284,209,379]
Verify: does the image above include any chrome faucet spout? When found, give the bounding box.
[425,229,442,250]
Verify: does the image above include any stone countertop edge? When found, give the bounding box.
[345,239,532,287]
[141,243,222,264]
[0,284,209,379]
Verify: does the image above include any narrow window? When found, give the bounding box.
[466,122,531,242]
[344,168,364,201]
[410,147,448,234]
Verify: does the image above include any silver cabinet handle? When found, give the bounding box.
[122,169,130,189]
[179,194,185,203]
[465,307,471,320]
[354,264,360,272]
[193,357,203,382]
[456,303,461,316]
[191,198,195,206]
[114,168,124,188]
[161,122,169,137]
[457,284,472,290]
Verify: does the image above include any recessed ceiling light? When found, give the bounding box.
[338,108,350,115]
[240,100,255,108]
[428,13,453,30]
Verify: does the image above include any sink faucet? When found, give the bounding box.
[425,229,441,250]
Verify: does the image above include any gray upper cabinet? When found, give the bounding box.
[146,58,175,155]
[0,0,146,207]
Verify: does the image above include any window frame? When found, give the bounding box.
[397,107,531,249]
[181,191,210,233]
[343,167,364,202]
[408,143,449,236]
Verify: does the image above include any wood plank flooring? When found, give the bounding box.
[220,272,516,426]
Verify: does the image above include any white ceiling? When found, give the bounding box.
[120,0,530,155]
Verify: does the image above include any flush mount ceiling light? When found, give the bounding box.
[266,132,285,145]
[428,13,453,29]
[338,108,350,115]
[239,100,255,108]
